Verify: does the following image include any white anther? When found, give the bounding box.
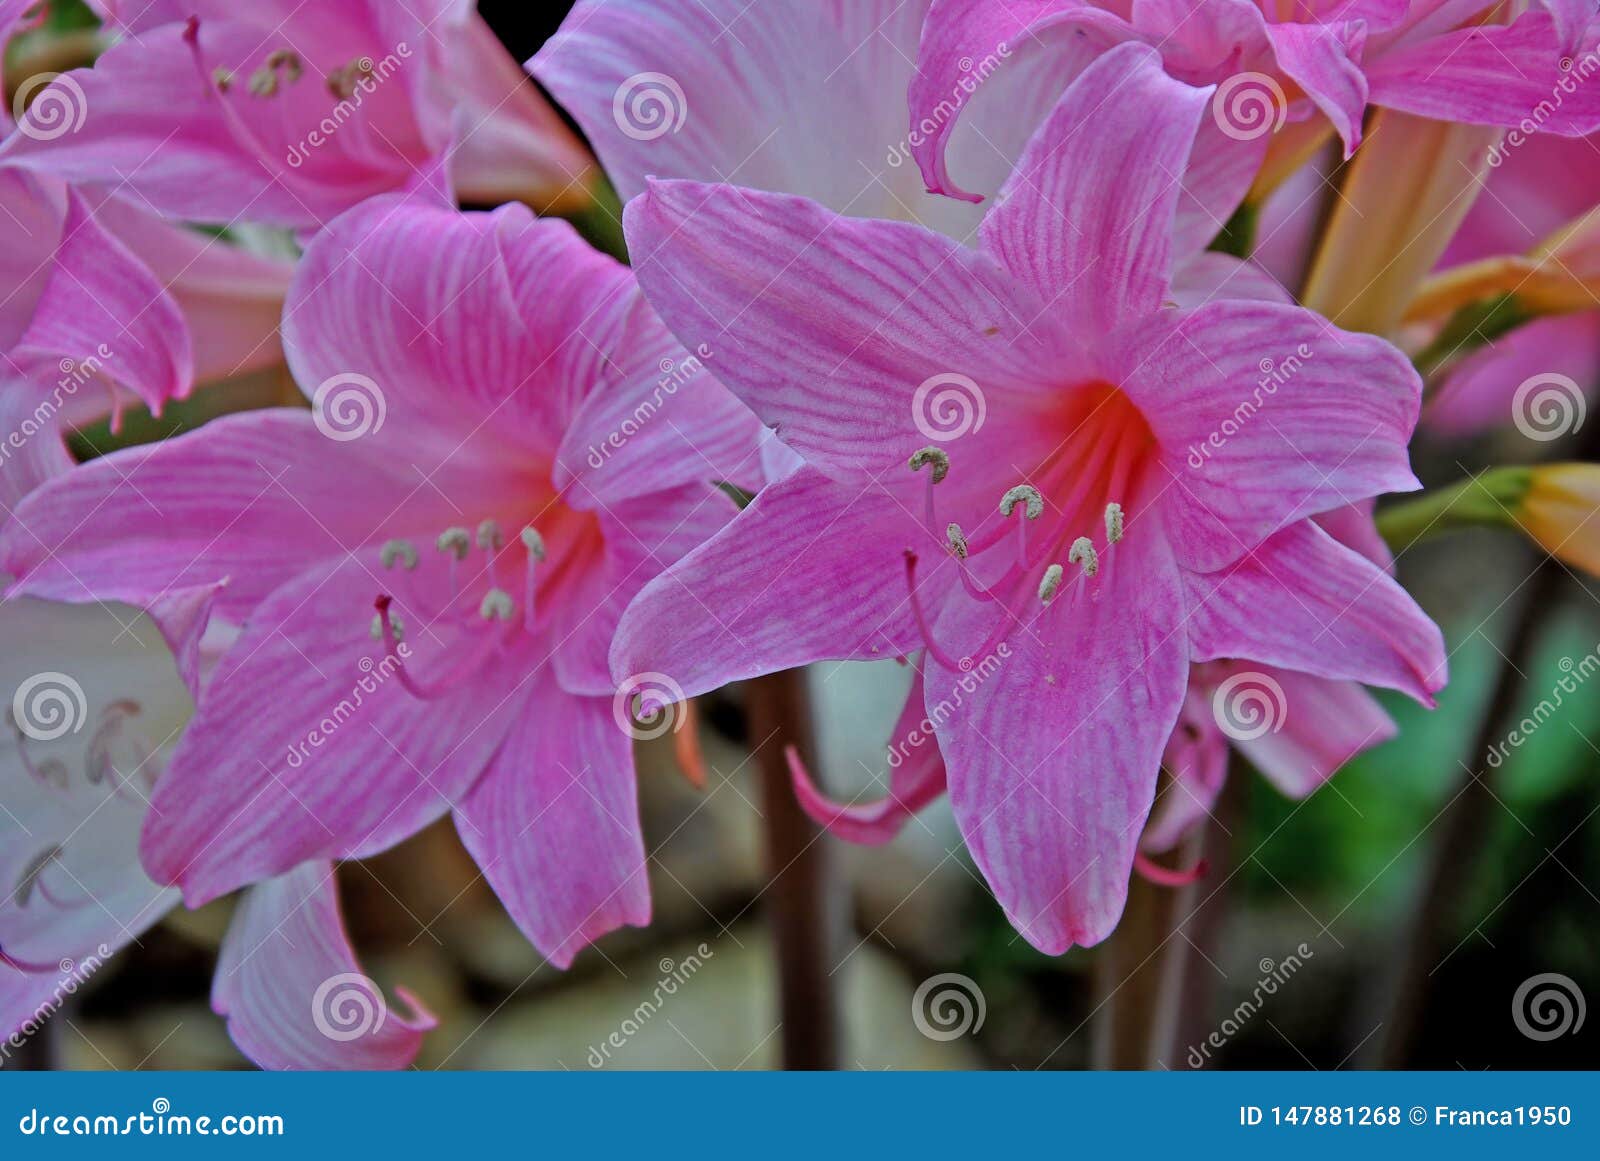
[946,523,969,559]
[909,447,950,484]
[1104,502,1124,544]
[479,589,515,621]
[476,520,504,552]
[1068,537,1099,578]
[999,485,1044,521]
[247,68,278,97]
[436,527,471,561]
[212,67,235,92]
[371,612,405,641]
[520,526,547,562]
[1038,563,1065,603]
[380,539,418,571]
[265,48,303,83]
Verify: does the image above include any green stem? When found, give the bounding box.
[1376,467,1532,554]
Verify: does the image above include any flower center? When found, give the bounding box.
[904,383,1155,667]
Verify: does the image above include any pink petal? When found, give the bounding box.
[454,671,649,968]
[11,189,192,415]
[1114,300,1422,572]
[790,667,948,845]
[1269,21,1369,155]
[609,465,926,701]
[1231,670,1396,798]
[1143,687,1229,853]
[624,178,1062,475]
[1425,312,1600,437]
[140,554,526,905]
[1184,519,1447,703]
[977,43,1211,328]
[1367,13,1600,137]
[1169,252,1293,307]
[213,862,435,1070]
[936,523,1190,953]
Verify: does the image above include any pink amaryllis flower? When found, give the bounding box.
[532,0,1255,259]
[1,0,596,230]
[2,192,761,967]
[612,44,1446,951]
[0,597,433,1069]
[911,0,1600,205]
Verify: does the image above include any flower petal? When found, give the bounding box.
[1184,519,1447,703]
[1233,670,1396,798]
[212,862,436,1070]
[454,671,649,968]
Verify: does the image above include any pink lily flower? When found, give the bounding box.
[0,597,433,1070]
[1,192,762,968]
[1,1,597,230]
[0,168,292,509]
[532,0,1255,258]
[612,44,1446,952]
[910,0,1600,205]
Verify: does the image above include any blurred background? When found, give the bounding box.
[5,1,1596,1071]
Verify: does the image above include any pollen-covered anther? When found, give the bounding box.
[946,523,969,559]
[1038,563,1065,603]
[212,67,235,92]
[1104,502,1124,544]
[247,68,278,97]
[999,485,1044,521]
[479,589,515,622]
[1068,537,1099,578]
[519,526,547,562]
[476,520,504,552]
[266,49,303,83]
[370,611,405,641]
[436,527,471,561]
[380,539,418,571]
[908,447,950,484]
